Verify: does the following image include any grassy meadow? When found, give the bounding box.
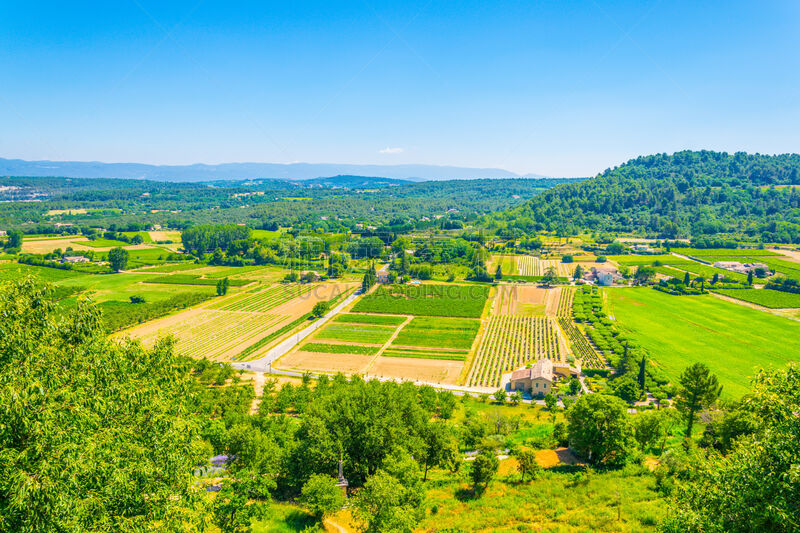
[608,288,800,398]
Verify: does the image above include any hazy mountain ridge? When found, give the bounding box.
[0,157,547,182]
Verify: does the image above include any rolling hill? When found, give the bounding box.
[493,150,800,243]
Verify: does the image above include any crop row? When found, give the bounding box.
[137,310,286,360]
[517,256,541,276]
[382,349,466,361]
[556,317,605,369]
[352,284,489,318]
[713,288,800,308]
[300,342,380,355]
[467,316,562,388]
[557,287,575,317]
[210,283,317,312]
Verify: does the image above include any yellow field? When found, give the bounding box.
[122,281,355,361]
[491,255,573,277]
[148,230,182,242]
[46,208,87,215]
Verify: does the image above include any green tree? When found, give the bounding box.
[633,409,670,452]
[676,363,722,438]
[637,354,647,390]
[566,393,636,466]
[493,388,507,404]
[540,266,559,286]
[663,365,800,533]
[362,263,378,292]
[312,300,330,317]
[634,265,656,285]
[515,448,542,482]
[0,279,208,531]
[573,264,584,281]
[6,229,22,249]
[509,391,522,406]
[300,474,346,521]
[544,393,558,411]
[747,270,754,285]
[216,277,230,296]
[494,264,503,280]
[683,271,691,286]
[612,376,641,403]
[108,246,129,272]
[470,449,499,493]
[352,451,424,533]
[569,378,582,395]
[420,422,458,481]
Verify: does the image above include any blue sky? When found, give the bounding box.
[1,1,799,177]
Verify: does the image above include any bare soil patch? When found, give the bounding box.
[277,350,373,374]
[273,282,357,317]
[543,287,560,315]
[368,356,464,384]
[536,447,582,467]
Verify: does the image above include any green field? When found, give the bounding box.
[391,316,480,350]
[672,248,781,257]
[143,274,253,287]
[608,288,800,398]
[608,254,672,265]
[713,288,800,308]
[381,348,467,361]
[81,238,132,247]
[0,262,88,282]
[352,284,489,317]
[136,263,206,273]
[312,323,397,344]
[299,342,379,355]
[333,313,408,326]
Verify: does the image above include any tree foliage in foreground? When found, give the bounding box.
[566,393,636,466]
[0,278,208,532]
[663,364,800,533]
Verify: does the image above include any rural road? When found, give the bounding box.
[232,263,390,373]
[231,287,364,373]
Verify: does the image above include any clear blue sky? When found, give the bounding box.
[1,1,799,177]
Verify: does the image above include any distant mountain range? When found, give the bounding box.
[0,157,549,182]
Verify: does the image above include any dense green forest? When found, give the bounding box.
[0,176,571,233]
[490,151,800,243]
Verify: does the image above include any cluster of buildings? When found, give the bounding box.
[582,265,621,286]
[712,261,770,276]
[508,358,579,397]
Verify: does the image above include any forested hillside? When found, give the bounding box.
[491,151,800,243]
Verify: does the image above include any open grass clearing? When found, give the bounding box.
[134,263,206,273]
[418,463,664,532]
[608,288,800,398]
